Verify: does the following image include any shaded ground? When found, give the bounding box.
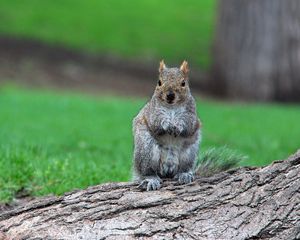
[0,36,209,97]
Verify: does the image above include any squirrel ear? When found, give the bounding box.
[180,60,189,75]
[159,60,166,73]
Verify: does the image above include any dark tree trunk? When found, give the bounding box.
[0,150,300,240]
[212,0,300,101]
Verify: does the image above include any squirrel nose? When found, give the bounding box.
[166,91,175,101]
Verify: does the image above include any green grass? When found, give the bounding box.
[1,86,299,202]
[0,0,216,68]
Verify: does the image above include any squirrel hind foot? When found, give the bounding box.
[174,172,194,185]
[138,177,162,191]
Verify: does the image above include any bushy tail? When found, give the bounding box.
[195,146,247,177]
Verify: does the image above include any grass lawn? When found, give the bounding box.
[0,0,216,68]
[1,86,299,202]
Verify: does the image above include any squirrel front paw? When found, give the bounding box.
[154,127,166,136]
[153,120,168,136]
[168,125,180,137]
[161,120,169,131]
[174,172,194,185]
[169,121,185,137]
[138,177,162,191]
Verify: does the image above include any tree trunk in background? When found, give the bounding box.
[0,151,299,239]
[212,0,300,101]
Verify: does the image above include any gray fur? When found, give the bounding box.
[133,62,201,191]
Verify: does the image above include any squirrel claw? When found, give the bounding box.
[172,127,180,137]
[155,128,166,136]
[138,178,162,191]
[175,172,194,185]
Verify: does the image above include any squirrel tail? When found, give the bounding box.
[195,146,247,177]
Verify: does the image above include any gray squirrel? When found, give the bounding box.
[132,60,201,191]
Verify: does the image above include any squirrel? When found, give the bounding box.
[132,60,201,191]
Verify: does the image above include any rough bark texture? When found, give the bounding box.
[0,151,300,240]
[212,0,300,101]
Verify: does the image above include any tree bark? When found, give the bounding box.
[0,151,299,240]
[212,0,300,101]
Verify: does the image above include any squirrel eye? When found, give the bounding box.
[181,80,186,87]
[158,80,162,86]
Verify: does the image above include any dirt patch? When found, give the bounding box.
[0,36,209,97]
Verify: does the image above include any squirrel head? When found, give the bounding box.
[155,60,190,106]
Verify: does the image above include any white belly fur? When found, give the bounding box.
[155,106,197,176]
[159,134,185,148]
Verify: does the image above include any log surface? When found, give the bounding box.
[0,151,300,240]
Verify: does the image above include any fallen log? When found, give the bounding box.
[0,151,299,240]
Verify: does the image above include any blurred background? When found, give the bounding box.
[0,0,299,203]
